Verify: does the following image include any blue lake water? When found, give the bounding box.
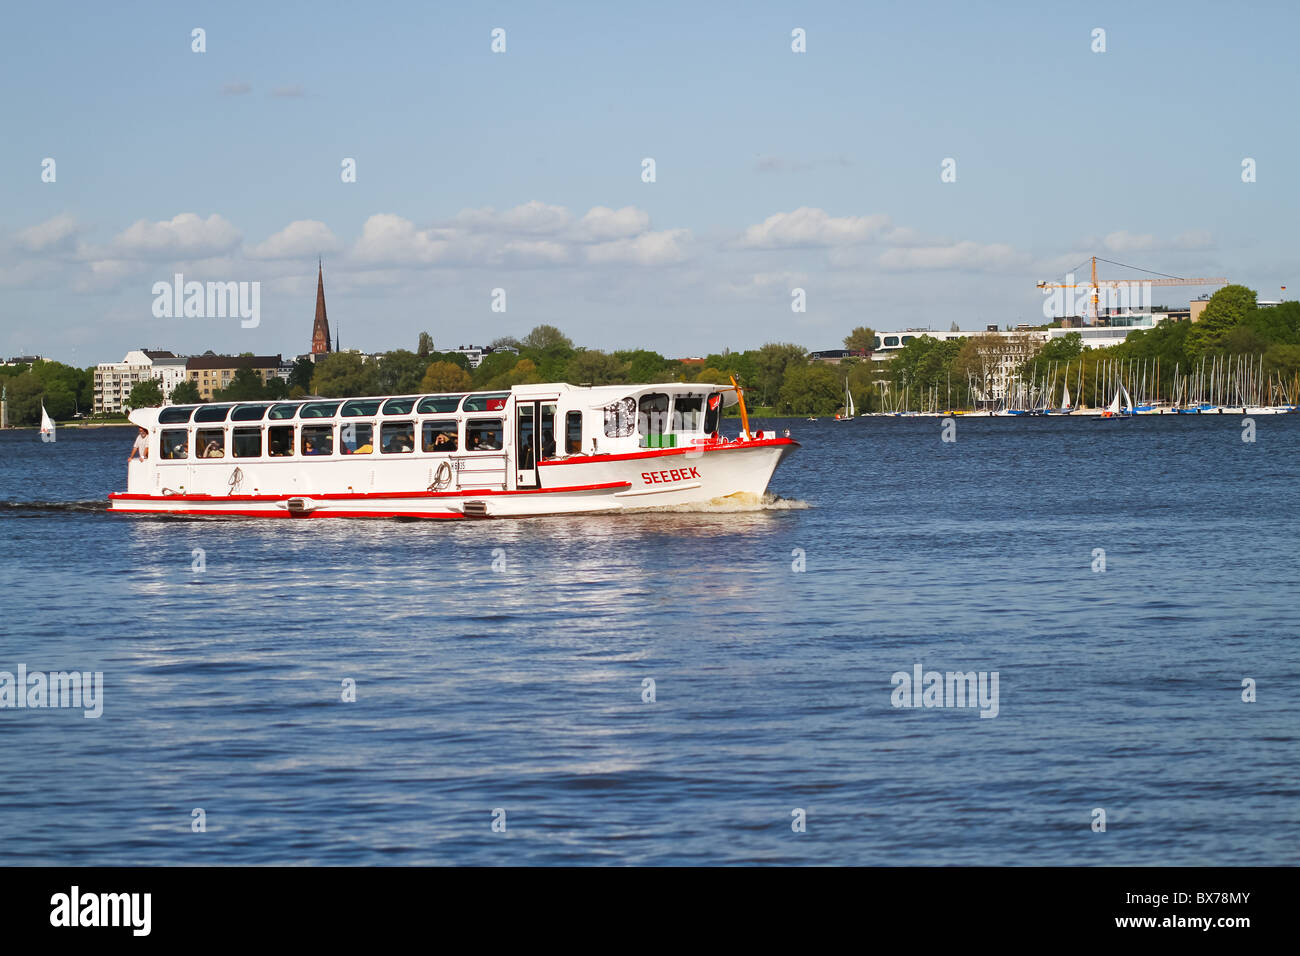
[0,416,1297,865]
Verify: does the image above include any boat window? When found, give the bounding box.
[416,395,464,414]
[901,335,915,344]
[517,404,535,469]
[194,404,234,423]
[380,421,416,454]
[160,429,189,459]
[197,428,226,458]
[638,393,670,436]
[704,392,722,433]
[421,420,458,452]
[158,406,196,424]
[267,425,294,456]
[268,403,301,420]
[341,399,382,417]
[462,393,508,412]
[671,394,704,432]
[540,404,556,459]
[230,404,270,421]
[382,397,417,415]
[232,427,262,458]
[466,419,503,451]
[884,336,900,347]
[565,411,582,453]
[300,401,341,419]
[603,397,635,437]
[301,424,334,455]
[340,422,374,455]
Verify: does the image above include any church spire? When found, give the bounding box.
[311,259,332,355]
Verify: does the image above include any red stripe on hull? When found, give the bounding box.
[537,436,799,466]
[108,480,630,504]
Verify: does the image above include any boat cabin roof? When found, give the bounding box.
[128,381,740,429]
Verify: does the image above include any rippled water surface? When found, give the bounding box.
[1,417,1297,865]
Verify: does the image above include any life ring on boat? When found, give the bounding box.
[428,460,453,491]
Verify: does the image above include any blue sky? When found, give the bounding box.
[2,0,1296,365]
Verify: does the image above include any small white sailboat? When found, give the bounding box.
[39,403,55,441]
[1099,384,1134,420]
[836,379,855,421]
[1060,382,1072,415]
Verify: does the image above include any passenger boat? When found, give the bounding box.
[108,381,799,519]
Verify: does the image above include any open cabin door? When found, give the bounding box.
[514,399,556,489]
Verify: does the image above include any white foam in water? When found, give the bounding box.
[635,491,811,514]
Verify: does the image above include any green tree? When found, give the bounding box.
[288,356,316,392]
[778,363,842,414]
[615,349,669,383]
[471,350,521,387]
[843,326,876,352]
[311,352,376,397]
[373,349,427,394]
[521,324,574,354]
[171,380,201,404]
[420,361,472,393]
[1187,284,1257,357]
[417,332,434,357]
[127,378,164,409]
[752,343,808,406]
[484,358,543,390]
[565,350,625,385]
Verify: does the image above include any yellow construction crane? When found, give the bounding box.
[1037,256,1227,323]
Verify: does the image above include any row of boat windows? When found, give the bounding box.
[155,393,507,425]
[605,392,721,438]
[158,419,505,460]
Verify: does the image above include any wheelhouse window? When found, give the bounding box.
[539,404,556,459]
[232,427,262,458]
[197,429,226,458]
[160,429,189,459]
[416,395,464,414]
[380,421,415,454]
[704,392,723,434]
[421,420,458,452]
[671,394,704,432]
[638,393,670,437]
[603,397,635,437]
[565,411,582,453]
[340,422,373,454]
[301,425,334,455]
[466,419,503,451]
[268,425,294,456]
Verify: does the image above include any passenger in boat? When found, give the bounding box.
[202,440,224,458]
[432,431,456,451]
[128,427,149,462]
[541,429,555,459]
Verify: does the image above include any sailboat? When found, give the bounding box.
[39,403,55,440]
[835,379,855,421]
[1099,384,1135,420]
[1059,382,1072,415]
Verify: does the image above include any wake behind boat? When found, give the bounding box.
[108,381,799,519]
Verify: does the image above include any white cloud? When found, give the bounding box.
[15,214,81,253]
[877,241,1026,272]
[574,206,650,241]
[585,229,689,266]
[453,201,572,235]
[248,220,343,259]
[352,214,452,265]
[737,207,892,249]
[111,213,241,260]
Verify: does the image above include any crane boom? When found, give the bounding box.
[1036,257,1227,322]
